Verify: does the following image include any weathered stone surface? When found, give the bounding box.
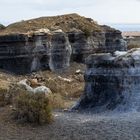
[68,27,127,63]
[0,15,127,74]
[101,25,127,53]
[49,32,72,72]
[74,48,140,111]
[68,31,95,63]
[0,34,47,74]
[0,31,72,74]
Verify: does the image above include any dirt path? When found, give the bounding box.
[0,107,140,140]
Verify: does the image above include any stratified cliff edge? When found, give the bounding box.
[0,14,126,74]
[74,49,140,111]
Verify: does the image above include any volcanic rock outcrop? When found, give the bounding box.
[0,30,72,74]
[0,14,127,74]
[74,48,140,111]
[49,31,72,72]
[68,26,127,63]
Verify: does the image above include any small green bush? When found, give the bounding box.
[13,92,53,125]
[83,28,91,38]
[0,80,11,107]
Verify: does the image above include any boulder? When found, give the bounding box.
[18,79,52,96]
[74,48,140,111]
[34,86,52,95]
[29,78,40,87]
[18,79,33,92]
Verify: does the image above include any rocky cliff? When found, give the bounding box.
[0,30,72,74]
[69,26,127,63]
[49,31,72,72]
[74,49,140,111]
[0,14,126,74]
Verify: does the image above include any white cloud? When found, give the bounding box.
[0,0,140,25]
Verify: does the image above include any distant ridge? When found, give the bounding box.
[122,31,140,37]
[109,23,140,32]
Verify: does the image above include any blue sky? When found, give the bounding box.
[0,0,140,25]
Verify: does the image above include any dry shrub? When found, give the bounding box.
[0,89,9,106]
[48,94,65,109]
[45,78,60,93]
[0,80,11,107]
[13,92,53,124]
[48,93,77,109]
[45,77,84,98]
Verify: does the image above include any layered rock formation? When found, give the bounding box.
[74,49,140,111]
[49,31,72,72]
[0,30,72,74]
[0,14,127,74]
[69,26,127,63]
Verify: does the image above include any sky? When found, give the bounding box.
[0,0,140,26]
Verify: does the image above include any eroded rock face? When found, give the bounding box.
[0,25,126,74]
[0,34,33,74]
[102,25,127,53]
[0,34,48,73]
[0,31,72,74]
[74,49,140,111]
[68,27,127,63]
[49,32,72,72]
[68,32,94,63]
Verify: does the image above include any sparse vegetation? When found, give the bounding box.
[0,63,85,124]
[44,74,84,109]
[82,28,92,38]
[0,14,101,35]
[12,92,53,124]
[48,94,65,109]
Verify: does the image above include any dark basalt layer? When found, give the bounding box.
[69,28,126,63]
[49,32,72,72]
[0,14,127,74]
[74,49,140,111]
[0,31,72,74]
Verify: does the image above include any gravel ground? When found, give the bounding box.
[0,107,140,140]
